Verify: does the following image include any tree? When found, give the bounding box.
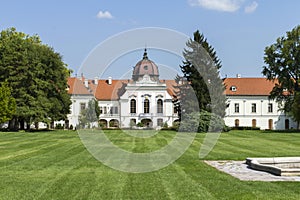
[0,27,71,130]
[175,30,226,132]
[0,81,16,124]
[291,91,300,128]
[78,99,100,129]
[262,25,300,129]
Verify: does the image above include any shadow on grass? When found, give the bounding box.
[262,129,300,134]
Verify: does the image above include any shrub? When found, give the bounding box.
[179,111,225,133]
[137,122,143,127]
[231,126,260,130]
[163,122,168,129]
[55,124,64,130]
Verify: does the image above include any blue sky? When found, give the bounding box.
[1,0,300,79]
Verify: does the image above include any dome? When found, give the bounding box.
[132,49,159,81]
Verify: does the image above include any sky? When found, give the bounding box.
[1,0,300,79]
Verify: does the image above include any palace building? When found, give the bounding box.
[66,50,296,130]
[223,78,296,130]
[67,49,178,129]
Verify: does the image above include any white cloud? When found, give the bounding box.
[244,1,258,13]
[96,10,113,19]
[189,0,244,12]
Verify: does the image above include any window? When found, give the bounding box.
[251,103,256,113]
[103,107,107,114]
[110,106,118,115]
[114,107,118,114]
[144,99,150,113]
[157,99,163,113]
[173,106,177,114]
[80,103,86,112]
[130,119,136,125]
[268,103,273,113]
[130,99,136,113]
[230,86,237,92]
[252,119,257,128]
[100,106,103,114]
[157,118,163,127]
[234,103,239,113]
[268,119,273,130]
[235,119,239,127]
[285,119,290,130]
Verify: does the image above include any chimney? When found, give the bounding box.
[84,79,88,88]
[94,77,98,85]
[108,77,112,85]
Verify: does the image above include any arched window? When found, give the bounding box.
[157,118,163,127]
[268,119,273,130]
[157,99,163,113]
[130,99,136,113]
[235,119,239,127]
[285,119,289,130]
[252,119,257,128]
[144,99,150,113]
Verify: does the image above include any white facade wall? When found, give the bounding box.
[224,95,297,130]
[98,100,120,128]
[118,79,177,128]
[67,94,94,128]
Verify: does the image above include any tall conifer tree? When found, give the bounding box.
[174,30,226,131]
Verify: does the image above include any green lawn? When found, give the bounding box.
[0,130,300,200]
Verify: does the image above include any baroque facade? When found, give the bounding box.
[66,50,296,130]
[68,49,178,129]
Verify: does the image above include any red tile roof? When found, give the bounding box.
[224,78,276,96]
[68,77,276,99]
[67,77,93,95]
[163,80,177,97]
[94,79,129,100]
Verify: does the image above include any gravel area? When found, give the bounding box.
[204,160,300,182]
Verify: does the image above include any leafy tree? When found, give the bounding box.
[175,30,226,132]
[262,25,300,129]
[78,109,88,129]
[0,27,71,130]
[0,81,16,124]
[291,91,300,128]
[78,99,100,129]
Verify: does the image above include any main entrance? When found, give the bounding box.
[141,119,152,127]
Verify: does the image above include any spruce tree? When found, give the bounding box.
[175,30,226,132]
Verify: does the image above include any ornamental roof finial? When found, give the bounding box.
[143,48,148,59]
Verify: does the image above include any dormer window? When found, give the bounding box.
[230,86,237,92]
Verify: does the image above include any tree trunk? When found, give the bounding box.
[35,122,39,130]
[19,118,25,130]
[50,121,54,129]
[65,120,69,129]
[8,118,15,130]
[26,122,30,130]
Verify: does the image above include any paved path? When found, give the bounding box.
[204,160,300,182]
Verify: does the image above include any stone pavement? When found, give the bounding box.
[204,160,300,182]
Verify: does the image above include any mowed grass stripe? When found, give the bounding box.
[1,130,300,199]
[0,133,82,170]
[158,163,217,200]
[205,131,300,160]
[34,152,93,200]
